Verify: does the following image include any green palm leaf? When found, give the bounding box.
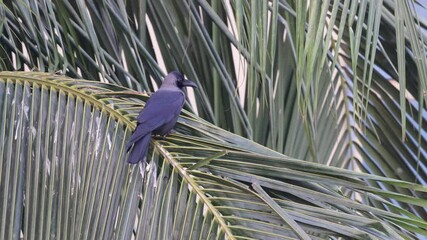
[1,72,426,239]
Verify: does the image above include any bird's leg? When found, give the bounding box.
[155,129,177,139]
[163,129,178,138]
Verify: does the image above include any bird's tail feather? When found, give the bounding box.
[126,124,146,151]
[128,133,151,164]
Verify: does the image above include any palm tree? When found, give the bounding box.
[0,0,426,239]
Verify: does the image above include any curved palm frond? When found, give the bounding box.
[0,72,426,239]
[1,0,426,185]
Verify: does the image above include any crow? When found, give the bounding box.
[126,71,197,164]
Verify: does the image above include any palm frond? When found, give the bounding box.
[1,72,426,239]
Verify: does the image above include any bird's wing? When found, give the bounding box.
[137,90,185,125]
[126,90,185,151]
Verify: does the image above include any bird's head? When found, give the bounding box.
[162,71,197,90]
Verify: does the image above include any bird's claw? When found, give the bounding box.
[153,134,168,140]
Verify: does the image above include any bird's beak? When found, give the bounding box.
[181,79,197,88]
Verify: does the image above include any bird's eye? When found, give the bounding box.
[176,79,183,87]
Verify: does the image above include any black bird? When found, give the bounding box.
[126,71,197,164]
